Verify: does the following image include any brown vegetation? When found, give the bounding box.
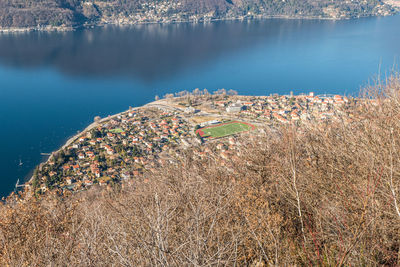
[1,78,400,265]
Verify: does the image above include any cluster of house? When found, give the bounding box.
[194,136,241,163]
[114,1,185,24]
[191,133,267,173]
[33,107,191,193]
[30,92,353,195]
[217,93,350,123]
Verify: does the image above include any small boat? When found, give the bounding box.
[19,159,23,166]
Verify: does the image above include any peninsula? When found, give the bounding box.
[21,89,354,197]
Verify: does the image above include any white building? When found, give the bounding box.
[226,103,243,113]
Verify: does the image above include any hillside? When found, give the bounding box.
[1,78,400,265]
[0,0,396,30]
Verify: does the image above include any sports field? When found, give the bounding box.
[196,121,255,138]
[109,128,124,134]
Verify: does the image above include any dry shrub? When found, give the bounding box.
[1,78,400,266]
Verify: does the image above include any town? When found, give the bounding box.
[28,90,353,195]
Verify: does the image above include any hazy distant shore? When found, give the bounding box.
[0,25,74,33]
[0,12,394,34]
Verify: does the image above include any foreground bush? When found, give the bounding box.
[1,79,400,266]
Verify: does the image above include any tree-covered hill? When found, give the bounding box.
[0,0,396,30]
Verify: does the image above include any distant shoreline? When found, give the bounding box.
[0,12,396,34]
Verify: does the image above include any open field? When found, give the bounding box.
[110,128,124,134]
[196,121,255,138]
[190,116,218,124]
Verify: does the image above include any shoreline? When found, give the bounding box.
[0,12,397,34]
[21,92,355,193]
[26,102,153,185]
[13,90,360,198]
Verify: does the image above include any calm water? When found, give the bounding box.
[1,15,400,197]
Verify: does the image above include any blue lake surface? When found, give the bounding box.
[1,15,400,197]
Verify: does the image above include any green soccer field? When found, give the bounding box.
[199,122,255,138]
[109,128,124,134]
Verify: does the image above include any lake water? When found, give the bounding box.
[1,15,400,197]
